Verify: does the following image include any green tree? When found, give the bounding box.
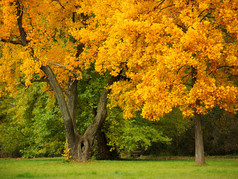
[0,83,65,158]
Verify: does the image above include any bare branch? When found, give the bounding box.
[51,0,65,9]
[153,0,166,11]
[200,11,212,23]
[146,0,167,14]
[177,65,187,74]
[158,4,175,13]
[31,78,49,83]
[0,38,24,45]
[217,65,237,70]
[48,62,66,68]
[47,62,80,78]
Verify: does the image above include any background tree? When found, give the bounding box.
[0,84,65,158]
[74,0,238,165]
[105,108,171,155]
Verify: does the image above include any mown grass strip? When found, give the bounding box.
[0,157,237,178]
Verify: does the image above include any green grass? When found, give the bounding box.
[0,157,237,178]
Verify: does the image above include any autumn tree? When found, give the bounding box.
[1,0,238,164]
[72,0,238,165]
[0,0,118,161]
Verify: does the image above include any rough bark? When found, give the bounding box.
[66,79,78,133]
[16,0,27,46]
[195,113,205,165]
[191,67,206,165]
[41,65,90,161]
[94,129,117,160]
[77,88,109,161]
[74,77,118,161]
[41,66,77,158]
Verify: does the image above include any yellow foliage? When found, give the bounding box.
[73,0,238,120]
[62,140,71,161]
[0,0,238,120]
[0,0,84,94]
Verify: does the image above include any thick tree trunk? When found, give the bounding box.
[75,77,118,161]
[68,88,110,161]
[42,65,116,161]
[94,129,115,160]
[191,67,205,165]
[195,113,205,165]
[66,79,78,134]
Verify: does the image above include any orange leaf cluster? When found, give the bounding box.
[73,0,238,120]
[1,0,237,120]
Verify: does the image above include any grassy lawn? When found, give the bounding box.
[0,157,237,178]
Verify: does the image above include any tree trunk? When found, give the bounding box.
[41,65,116,161]
[66,79,78,135]
[68,88,111,161]
[195,113,205,165]
[94,129,115,160]
[191,67,205,165]
[41,65,76,157]
[75,77,118,161]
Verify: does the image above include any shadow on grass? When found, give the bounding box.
[113,156,195,162]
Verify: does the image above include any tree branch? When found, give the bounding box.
[158,4,175,13]
[40,65,76,147]
[16,0,28,46]
[47,62,80,77]
[0,38,24,45]
[31,78,49,83]
[146,0,173,15]
[152,0,165,12]
[52,0,65,9]
[177,65,187,74]
[48,62,66,68]
[47,62,81,78]
[19,77,49,87]
[84,76,119,139]
[217,65,237,70]
[208,65,237,75]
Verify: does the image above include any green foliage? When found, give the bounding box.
[1,64,237,158]
[105,108,171,153]
[146,108,192,156]
[0,83,65,158]
[76,65,108,135]
[148,107,238,156]
[203,107,238,155]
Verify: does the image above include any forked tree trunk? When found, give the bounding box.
[70,88,110,161]
[41,65,114,161]
[195,113,205,165]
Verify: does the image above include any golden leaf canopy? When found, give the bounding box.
[1,0,237,119]
[73,0,238,120]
